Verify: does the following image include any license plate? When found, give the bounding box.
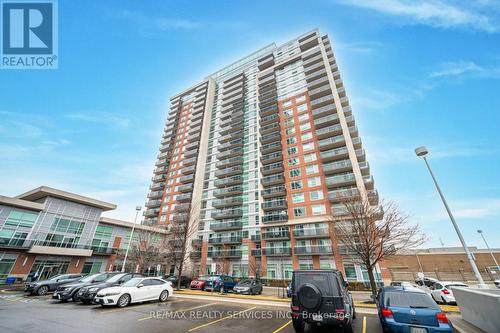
[312,314,323,322]
[410,327,427,333]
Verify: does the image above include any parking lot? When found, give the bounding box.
[0,291,383,333]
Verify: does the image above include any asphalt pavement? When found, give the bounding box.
[0,290,382,333]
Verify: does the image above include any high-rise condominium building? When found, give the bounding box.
[144,29,385,283]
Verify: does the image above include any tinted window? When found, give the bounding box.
[384,292,439,309]
[434,283,443,289]
[445,284,468,288]
[151,279,165,285]
[119,275,133,283]
[141,279,153,286]
[94,274,110,282]
[296,273,337,296]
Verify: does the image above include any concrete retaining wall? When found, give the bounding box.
[453,287,500,333]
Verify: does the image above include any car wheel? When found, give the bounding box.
[37,286,49,296]
[117,294,130,308]
[292,318,305,332]
[343,320,354,333]
[159,290,169,302]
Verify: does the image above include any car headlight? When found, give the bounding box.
[104,292,121,296]
[88,287,98,292]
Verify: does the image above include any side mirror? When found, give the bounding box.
[137,283,144,288]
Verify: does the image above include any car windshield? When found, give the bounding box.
[445,284,468,288]
[198,276,210,281]
[296,273,338,296]
[105,274,127,283]
[122,278,142,287]
[79,274,101,282]
[384,292,439,309]
[239,279,252,285]
[47,274,64,281]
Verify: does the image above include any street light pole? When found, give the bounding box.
[415,146,487,289]
[121,206,142,273]
[477,230,500,270]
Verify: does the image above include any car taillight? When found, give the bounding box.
[291,306,299,312]
[436,312,448,324]
[381,308,393,318]
[442,288,450,294]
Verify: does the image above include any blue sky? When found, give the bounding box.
[1,0,499,249]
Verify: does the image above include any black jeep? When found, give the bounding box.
[290,269,355,333]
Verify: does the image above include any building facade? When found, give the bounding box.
[145,29,385,283]
[0,186,167,282]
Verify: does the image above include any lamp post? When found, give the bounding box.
[121,206,142,273]
[415,146,487,288]
[477,230,500,271]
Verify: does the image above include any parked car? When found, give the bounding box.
[77,273,142,304]
[290,269,355,333]
[233,279,262,295]
[163,275,192,288]
[94,277,173,308]
[494,279,500,288]
[415,276,439,288]
[430,281,468,305]
[390,281,415,288]
[190,275,211,290]
[24,273,85,296]
[287,282,292,298]
[377,286,454,332]
[204,275,236,293]
[52,272,119,301]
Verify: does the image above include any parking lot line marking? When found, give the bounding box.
[138,302,217,321]
[100,299,180,314]
[188,306,257,332]
[362,316,366,333]
[272,320,291,333]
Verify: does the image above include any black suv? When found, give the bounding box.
[77,273,142,304]
[290,269,355,333]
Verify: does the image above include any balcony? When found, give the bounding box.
[260,113,280,126]
[176,203,191,212]
[262,212,288,223]
[363,175,374,190]
[259,104,278,117]
[307,74,330,91]
[260,132,281,144]
[328,188,359,202]
[210,219,243,231]
[359,161,370,175]
[219,130,244,143]
[315,124,342,139]
[367,190,379,205]
[251,249,262,257]
[213,185,243,198]
[312,103,336,119]
[261,151,283,165]
[261,122,280,135]
[320,147,349,162]
[294,227,330,239]
[294,245,333,255]
[309,84,332,99]
[183,157,197,166]
[214,175,243,188]
[190,251,202,259]
[217,147,243,160]
[220,122,244,136]
[181,165,196,175]
[218,138,244,152]
[310,94,335,110]
[326,173,356,188]
[151,174,166,182]
[318,135,345,150]
[314,113,340,129]
[261,173,285,186]
[143,208,160,217]
[208,250,242,259]
[211,208,243,220]
[262,230,290,240]
[176,193,192,202]
[208,236,242,245]
[177,184,192,193]
[156,158,167,167]
[184,149,198,159]
[299,31,319,51]
[145,199,161,208]
[148,190,163,199]
[212,197,243,208]
[179,174,195,184]
[261,162,284,176]
[251,234,261,242]
[215,165,243,178]
[262,247,292,256]
[261,185,286,198]
[150,181,165,190]
[262,198,287,211]
[216,156,243,169]
[260,141,281,155]
[219,112,244,128]
[153,165,167,175]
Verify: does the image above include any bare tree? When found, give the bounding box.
[116,228,169,274]
[166,202,200,290]
[329,196,426,298]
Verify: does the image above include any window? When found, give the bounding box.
[308,177,321,187]
[287,158,299,166]
[4,210,38,228]
[303,142,314,151]
[301,132,313,141]
[287,147,298,155]
[306,164,319,175]
[296,95,306,103]
[289,168,301,177]
[286,137,297,145]
[285,127,295,135]
[284,118,294,127]
[94,225,112,239]
[293,207,306,217]
[292,193,305,203]
[312,204,326,215]
[304,153,317,163]
[282,100,292,108]
[300,123,311,132]
[291,180,303,190]
[283,109,293,118]
[309,190,324,201]
[297,104,307,112]
[298,113,309,122]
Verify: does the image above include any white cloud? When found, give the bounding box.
[430,60,500,78]
[335,41,384,54]
[117,9,200,31]
[65,112,130,130]
[338,0,498,32]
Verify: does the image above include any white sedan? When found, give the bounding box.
[430,281,468,304]
[94,277,173,307]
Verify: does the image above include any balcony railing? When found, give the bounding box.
[212,197,243,208]
[294,227,329,238]
[262,199,287,211]
[261,173,285,186]
[294,245,333,255]
[326,173,356,187]
[262,247,292,256]
[210,219,243,231]
[211,208,243,220]
[214,175,243,188]
[262,212,288,223]
[261,185,286,198]
[207,250,242,258]
[208,236,242,244]
[213,185,243,198]
[261,230,290,240]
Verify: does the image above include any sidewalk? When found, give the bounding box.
[448,314,487,333]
